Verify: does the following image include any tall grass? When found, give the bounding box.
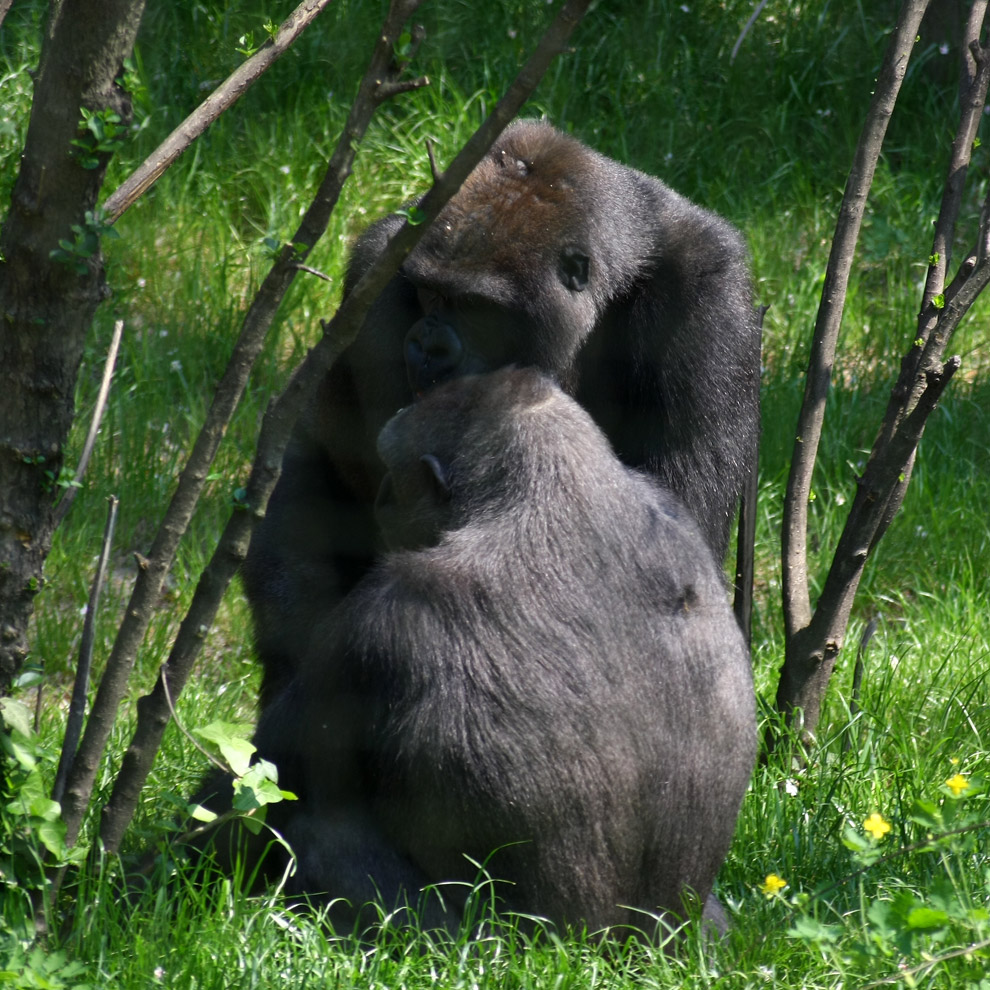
[1,0,988,986]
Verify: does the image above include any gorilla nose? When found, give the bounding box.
[405,319,464,393]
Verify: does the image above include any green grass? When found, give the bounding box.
[2,0,989,986]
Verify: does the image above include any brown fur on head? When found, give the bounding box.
[410,121,601,296]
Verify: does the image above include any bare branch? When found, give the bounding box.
[64,0,429,853]
[51,496,118,805]
[913,6,990,356]
[777,355,960,732]
[290,263,333,282]
[103,0,335,224]
[97,0,594,855]
[426,139,441,183]
[53,319,123,528]
[962,0,989,93]
[780,0,930,640]
[730,0,770,64]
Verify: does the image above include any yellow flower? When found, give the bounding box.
[863,813,891,840]
[945,773,970,797]
[760,873,787,898]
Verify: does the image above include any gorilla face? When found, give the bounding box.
[402,289,527,395]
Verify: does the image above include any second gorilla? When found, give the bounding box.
[243,367,756,937]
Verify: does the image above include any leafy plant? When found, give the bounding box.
[48,209,119,276]
[0,696,86,903]
[70,107,125,169]
[785,766,990,986]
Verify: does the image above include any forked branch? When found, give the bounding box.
[775,0,990,738]
[103,0,340,224]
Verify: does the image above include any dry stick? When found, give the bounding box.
[98,0,593,856]
[780,0,931,645]
[733,303,767,645]
[729,0,770,64]
[102,0,335,225]
[51,496,119,806]
[59,0,429,855]
[775,8,990,735]
[53,319,124,529]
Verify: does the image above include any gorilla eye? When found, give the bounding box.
[559,248,590,292]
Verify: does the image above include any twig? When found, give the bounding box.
[290,263,333,282]
[861,936,990,988]
[97,0,593,855]
[774,0,934,737]
[52,495,119,805]
[841,615,878,755]
[849,615,876,719]
[103,0,336,224]
[53,319,123,528]
[730,0,770,64]
[733,303,767,644]
[426,139,441,182]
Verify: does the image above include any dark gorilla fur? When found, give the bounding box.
[241,367,756,936]
[243,120,761,706]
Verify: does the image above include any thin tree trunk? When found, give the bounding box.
[0,0,146,695]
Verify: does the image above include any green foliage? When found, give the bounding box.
[185,721,295,838]
[48,209,119,276]
[0,939,91,990]
[70,108,126,170]
[0,698,86,905]
[783,768,990,985]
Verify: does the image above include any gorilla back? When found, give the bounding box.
[243,120,761,703]
[276,367,756,935]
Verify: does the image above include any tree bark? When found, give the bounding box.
[0,0,146,695]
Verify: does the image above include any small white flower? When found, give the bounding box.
[170,359,182,374]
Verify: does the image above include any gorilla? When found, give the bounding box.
[237,367,756,937]
[244,119,761,706]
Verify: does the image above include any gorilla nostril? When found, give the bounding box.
[405,320,464,388]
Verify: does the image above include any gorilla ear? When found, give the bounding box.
[559,247,590,292]
[420,454,452,501]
